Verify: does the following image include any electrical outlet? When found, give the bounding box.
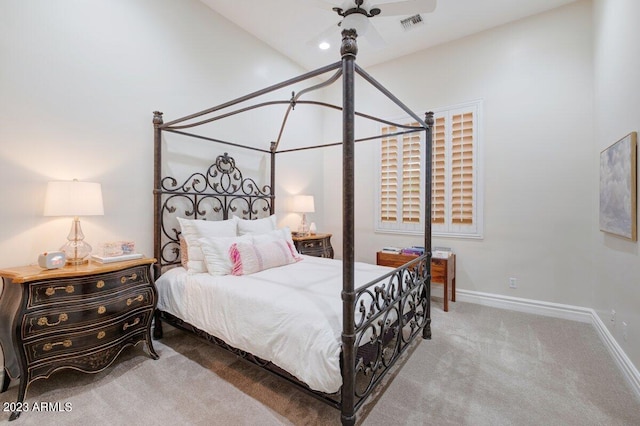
[611,309,616,323]
[622,322,628,341]
[509,277,517,289]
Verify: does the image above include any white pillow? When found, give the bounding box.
[236,214,277,235]
[177,217,238,273]
[251,227,302,259]
[200,235,252,276]
[229,239,298,275]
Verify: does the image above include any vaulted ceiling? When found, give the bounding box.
[200,0,579,70]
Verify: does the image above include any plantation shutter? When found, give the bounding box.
[402,125,421,223]
[376,100,482,238]
[450,111,474,225]
[380,126,398,222]
[432,116,446,225]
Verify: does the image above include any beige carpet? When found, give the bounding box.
[2,300,639,425]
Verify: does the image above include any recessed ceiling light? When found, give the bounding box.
[319,42,330,50]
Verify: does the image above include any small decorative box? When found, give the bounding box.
[97,241,136,257]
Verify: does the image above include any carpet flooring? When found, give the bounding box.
[2,299,639,425]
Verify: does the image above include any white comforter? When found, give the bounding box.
[155,255,392,394]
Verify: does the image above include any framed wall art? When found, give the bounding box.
[599,131,637,241]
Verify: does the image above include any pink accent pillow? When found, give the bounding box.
[229,239,299,276]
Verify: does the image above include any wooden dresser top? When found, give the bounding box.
[0,258,155,283]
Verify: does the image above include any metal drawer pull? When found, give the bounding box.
[96,280,105,289]
[44,285,75,296]
[122,317,141,330]
[97,306,106,314]
[37,313,68,327]
[120,273,138,284]
[42,339,72,351]
[97,331,106,339]
[126,295,144,306]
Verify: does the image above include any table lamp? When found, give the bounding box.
[292,195,315,236]
[44,179,104,265]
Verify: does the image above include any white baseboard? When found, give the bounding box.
[455,289,593,322]
[454,289,640,401]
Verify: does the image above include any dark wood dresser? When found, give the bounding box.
[292,233,334,258]
[0,258,158,420]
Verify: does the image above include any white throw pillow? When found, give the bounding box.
[200,235,252,276]
[177,216,238,274]
[236,214,277,236]
[229,239,298,275]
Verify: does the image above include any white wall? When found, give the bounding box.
[324,1,595,305]
[0,0,324,385]
[593,0,640,373]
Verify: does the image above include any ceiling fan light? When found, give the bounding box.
[342,13,369,36]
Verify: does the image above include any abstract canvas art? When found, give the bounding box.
[599,132,637,240]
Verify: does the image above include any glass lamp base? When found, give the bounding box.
[60,218,92,265]
[60,241,91,265]
[299,213,310,237]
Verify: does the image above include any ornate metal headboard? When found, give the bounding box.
[154,152,273,272]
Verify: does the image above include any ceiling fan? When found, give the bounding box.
[309,0,437,48]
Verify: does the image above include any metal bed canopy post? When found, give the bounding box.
[270,141,277,215]
[153,110,164,279]
[340,28,358,426]
[423,111,434,339]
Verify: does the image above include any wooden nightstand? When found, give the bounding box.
[0,258,159,420]
[376,252,456,312]
[292,233,334,258]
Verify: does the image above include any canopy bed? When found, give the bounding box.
[152,29,433,425]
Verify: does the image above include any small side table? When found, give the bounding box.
[375,252,456,312]
[431,254,456,312]
[292,233,334,258]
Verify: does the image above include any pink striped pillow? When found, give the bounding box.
[229,239,299,276]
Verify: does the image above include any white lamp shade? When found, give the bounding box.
[44,180,104,217]
[292,195,315,213]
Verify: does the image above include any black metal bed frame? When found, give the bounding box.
[152,30,433,425]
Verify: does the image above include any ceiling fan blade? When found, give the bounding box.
[364,22,386,48]
[372,0,437,16]
[306,20,341,47]
[303,0,348,9]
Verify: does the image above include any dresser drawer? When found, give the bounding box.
[27,265,150,308]
[292,234,334,258]
[299,239,326,250]
[302,247,333,258]
[22,287,155,339]
[24,309,152,364]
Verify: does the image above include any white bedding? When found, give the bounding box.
[155,255,392,394]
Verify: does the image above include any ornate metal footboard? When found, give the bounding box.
[351,255,431,411]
